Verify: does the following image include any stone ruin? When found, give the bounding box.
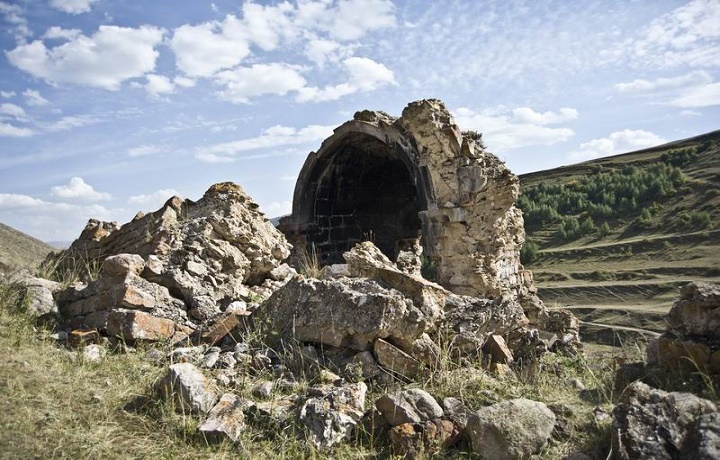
[15,99,592,456]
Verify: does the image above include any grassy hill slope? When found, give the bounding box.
[0,223,56,273]
[519,129,720,340]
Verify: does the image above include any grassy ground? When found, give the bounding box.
[0,278,631,460]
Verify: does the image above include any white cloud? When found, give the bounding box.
[49,0,99,14]
[44,114,101,132]
[23,89,49,106]
[0,1,31,42]
[215,63,308,104]
[0,103,28,120]
[679,109,701,116]
[297,57,395,102]
[144,74,174,97]
[671,82,720,108]
[305,39,351,67]
[50,177,112,201]
[569,130,667,161]
[0,193,117,241]
[170,16,252,78]
[325,0,396,40]
[128,189,180,210]
[127,144,167,158]
[1,91,15,98]
[263,201,292,217]
[511,107,578,125]
[6,25,165,90]
[624,0,720,68]
[42,26,82,40]
[174,76,196,88]
[615,71,713,93]
[0,122,33,137]
[196,123,334,162]
[454,107,576,150]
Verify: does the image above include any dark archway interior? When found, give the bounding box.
[308,135,422,264]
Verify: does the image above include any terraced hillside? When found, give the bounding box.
[519,130,720,342]
[0,223,56,273]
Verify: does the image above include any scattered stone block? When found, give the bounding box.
[199,393,254,442]
[106,309,176,342]
[298,382,367,448]
[374,338,422,378]
[375,389,444,427]
[483,334,514,364]
[68,329,100,348]
[158,363,218,414]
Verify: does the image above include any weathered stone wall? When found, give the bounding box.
[280,99,530,302]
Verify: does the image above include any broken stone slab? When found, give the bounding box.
[107,309,176,342]
[259,276,428,352]
[483,334,514,365]
[374,338,422,379]
[197,312,248,346]
[298,382,367,448]
[466,398,556,460]
[198,393,254,442]
[612,381,719,460]
[158,363,219,414]
[375,389,444,427]
[82,344,106,363]
[441,397,471,430]
[345,351,381,380]
[101,253,145,277]
[343,241,447,324]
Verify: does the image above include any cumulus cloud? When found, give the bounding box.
[170,0,396,80]
[6,25,165,90]
[196,123,334,162]
[454,107,576,150]
[296,57,395,102]
[615,71,713,93]
[511,107,578,125]
[128,189,180,210]
[42,26,82,40]
[0,192,117,241]
[49,0,99,14]
[215,63,308,104]
[144,74,174,97]
[671,82,720,108]
[1,91,16,98]
[170,17,251,78]
[50,177,112,201]
[23,89,49,106]
[569,130,667,161]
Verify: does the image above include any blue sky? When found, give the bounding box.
[0,0,719,242]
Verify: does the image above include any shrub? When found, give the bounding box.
[520,240,540,264]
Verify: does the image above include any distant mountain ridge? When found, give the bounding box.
[518,129,720,342]
[0,223,56,273]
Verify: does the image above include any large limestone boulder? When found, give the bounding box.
[612,381,719,460]
[666,282,720,339]
[258,276,428,351]
[466,398,556,460]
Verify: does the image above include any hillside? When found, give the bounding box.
[519,129,720,342]
[0,223,56,273]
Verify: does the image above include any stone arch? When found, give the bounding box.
[284,119,434,264]
[280,100,530,301]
